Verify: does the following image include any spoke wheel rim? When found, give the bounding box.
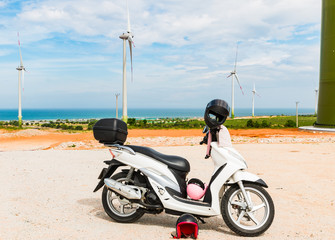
[106,178,139,217]
[228,187,270,231]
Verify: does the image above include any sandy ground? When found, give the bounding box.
[0,129,335,239]
[0,143,335,239]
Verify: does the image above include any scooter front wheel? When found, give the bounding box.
[221,183,274,237]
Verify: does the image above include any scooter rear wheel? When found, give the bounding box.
[221,182,274,237]
[102,172,145,223]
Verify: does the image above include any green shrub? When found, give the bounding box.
[254,121,260,128]
[285,120,296,127]
[75,125,83,130]
[128,118,136,125]
[261,120,270,128]
[246,119,254,128]
[87,120,98,130]
[9,120,19,126]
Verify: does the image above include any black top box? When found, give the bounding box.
[93,118,128,145]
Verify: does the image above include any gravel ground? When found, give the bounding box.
[1,144,334,240]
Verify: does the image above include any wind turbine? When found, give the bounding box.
[314,88,318,115]
[115,93,120,119]
[227,43,244,119]
[119,0,134,123]
[16,32,26,128]
[251,83,260,117]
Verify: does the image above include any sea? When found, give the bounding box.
[0,108,315,121]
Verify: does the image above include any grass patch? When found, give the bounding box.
[224,115,316,129]
[0,115,317,131]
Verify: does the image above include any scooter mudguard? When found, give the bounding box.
[229,171,268,188]
[93,159,124,192]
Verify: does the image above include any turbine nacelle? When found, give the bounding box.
[16,66,25,71]
[252,84,260,97]
[119,32,133,40]
[227,71,235,78]
[227,71,244,95]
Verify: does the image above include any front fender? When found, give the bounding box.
[228,171,268,188]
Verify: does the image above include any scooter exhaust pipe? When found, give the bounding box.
[104,178,142,200]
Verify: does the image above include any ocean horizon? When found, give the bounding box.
[0,108,316,121]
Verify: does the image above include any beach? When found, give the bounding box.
[1,128,335,239]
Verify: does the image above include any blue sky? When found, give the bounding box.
[0,0,321,109]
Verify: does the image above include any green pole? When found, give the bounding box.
[296,101,299,127]
[315,0,335,127]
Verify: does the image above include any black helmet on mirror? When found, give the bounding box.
[204,99,230,129]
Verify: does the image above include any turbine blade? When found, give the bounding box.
[128,39,133,82]
[235,73,244,95]
[234,43,238,72]
[17,32,23,67]
[253,83,260,97]
[227,73,233,78]
[128,35,135,47]
[127,0,131,32]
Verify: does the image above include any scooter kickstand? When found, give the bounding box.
[197,217,206,224]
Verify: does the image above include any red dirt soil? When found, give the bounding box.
[0,128,334,151]
[128,128,334,138]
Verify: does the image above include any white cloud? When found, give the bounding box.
[0,0,320,46]
[0,0,323,109]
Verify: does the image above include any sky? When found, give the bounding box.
[0,0,322,110]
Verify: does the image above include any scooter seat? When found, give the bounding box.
[127,145,190,172]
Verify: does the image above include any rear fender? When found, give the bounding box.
[93,159,124,192]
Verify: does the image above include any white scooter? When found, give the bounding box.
[93,124,275,237]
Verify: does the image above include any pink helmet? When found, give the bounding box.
[187,178,207,200]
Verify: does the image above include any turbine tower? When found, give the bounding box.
[115,93,120,119]
[252,83,260,117]
[16,32,26,128]
[119,0,134,123]
[315,0,335,127]
[227,43,244,119]
[314,88,318,115]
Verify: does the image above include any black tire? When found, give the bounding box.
[102,172,145,223]
[221,183,275,237]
